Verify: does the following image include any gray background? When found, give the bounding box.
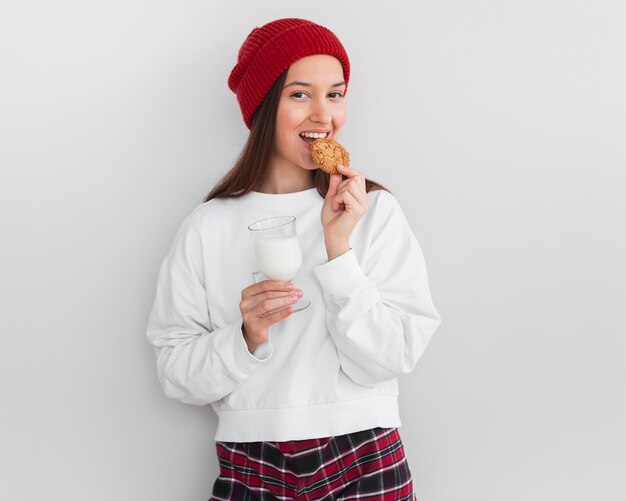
[1,1,624,500]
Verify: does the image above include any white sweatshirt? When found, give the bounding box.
[146,187,441,442]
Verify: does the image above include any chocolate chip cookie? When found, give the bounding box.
[310,138,350,175]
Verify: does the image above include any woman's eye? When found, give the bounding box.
[290,91,344,100]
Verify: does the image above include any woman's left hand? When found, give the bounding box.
[321,164,370,257]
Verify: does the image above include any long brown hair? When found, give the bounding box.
[203,70,390,203]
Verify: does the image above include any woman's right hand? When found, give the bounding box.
[239,280,303,353]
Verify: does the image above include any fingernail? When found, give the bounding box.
[286,282,294,290]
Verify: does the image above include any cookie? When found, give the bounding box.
[310,138,350,175]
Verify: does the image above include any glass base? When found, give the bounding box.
[252,272,311,313]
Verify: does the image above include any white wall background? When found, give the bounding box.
[1,1,624,500]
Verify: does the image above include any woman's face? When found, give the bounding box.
[273,55,347,174]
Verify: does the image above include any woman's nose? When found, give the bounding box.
[309,98,332,123]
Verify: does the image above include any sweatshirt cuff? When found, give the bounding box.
[312,249,370,302]
[226,322,274,377]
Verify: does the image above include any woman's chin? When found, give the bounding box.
[297,155,318,171]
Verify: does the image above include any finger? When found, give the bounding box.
[326,173,342,198]
[336,177,364,197]
[336,164,362,178]
[333,183,352,211]
[255,280,294,294]
[332,199,342,212]
[335,180,366,208]
[332,185,345,211]
[243,280,293,299]
[262,304,294,325]
[344,182,369,207]
[336,167,367,200]
[328,174,344,211]
[245,281,295,310]
[252,291,300,317]
[242,288,297,311]
[335,189,363,215]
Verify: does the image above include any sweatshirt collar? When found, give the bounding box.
[237,187,323,209]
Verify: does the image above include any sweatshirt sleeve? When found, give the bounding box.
[146,211,272,406]
[312,192,441,387]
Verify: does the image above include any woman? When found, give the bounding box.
[146,18,441,500]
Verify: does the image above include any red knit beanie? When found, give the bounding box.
[228,18,351,129]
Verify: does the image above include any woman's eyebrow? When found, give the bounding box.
[284,80,346,88]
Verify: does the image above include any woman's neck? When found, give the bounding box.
[256,164,315,194]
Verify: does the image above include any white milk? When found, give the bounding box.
[253,237,302,281]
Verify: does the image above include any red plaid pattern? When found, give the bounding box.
[210,427,416,500]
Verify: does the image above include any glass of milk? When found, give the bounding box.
[248,216,311,312]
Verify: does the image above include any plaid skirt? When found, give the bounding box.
[210,427,416,500]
